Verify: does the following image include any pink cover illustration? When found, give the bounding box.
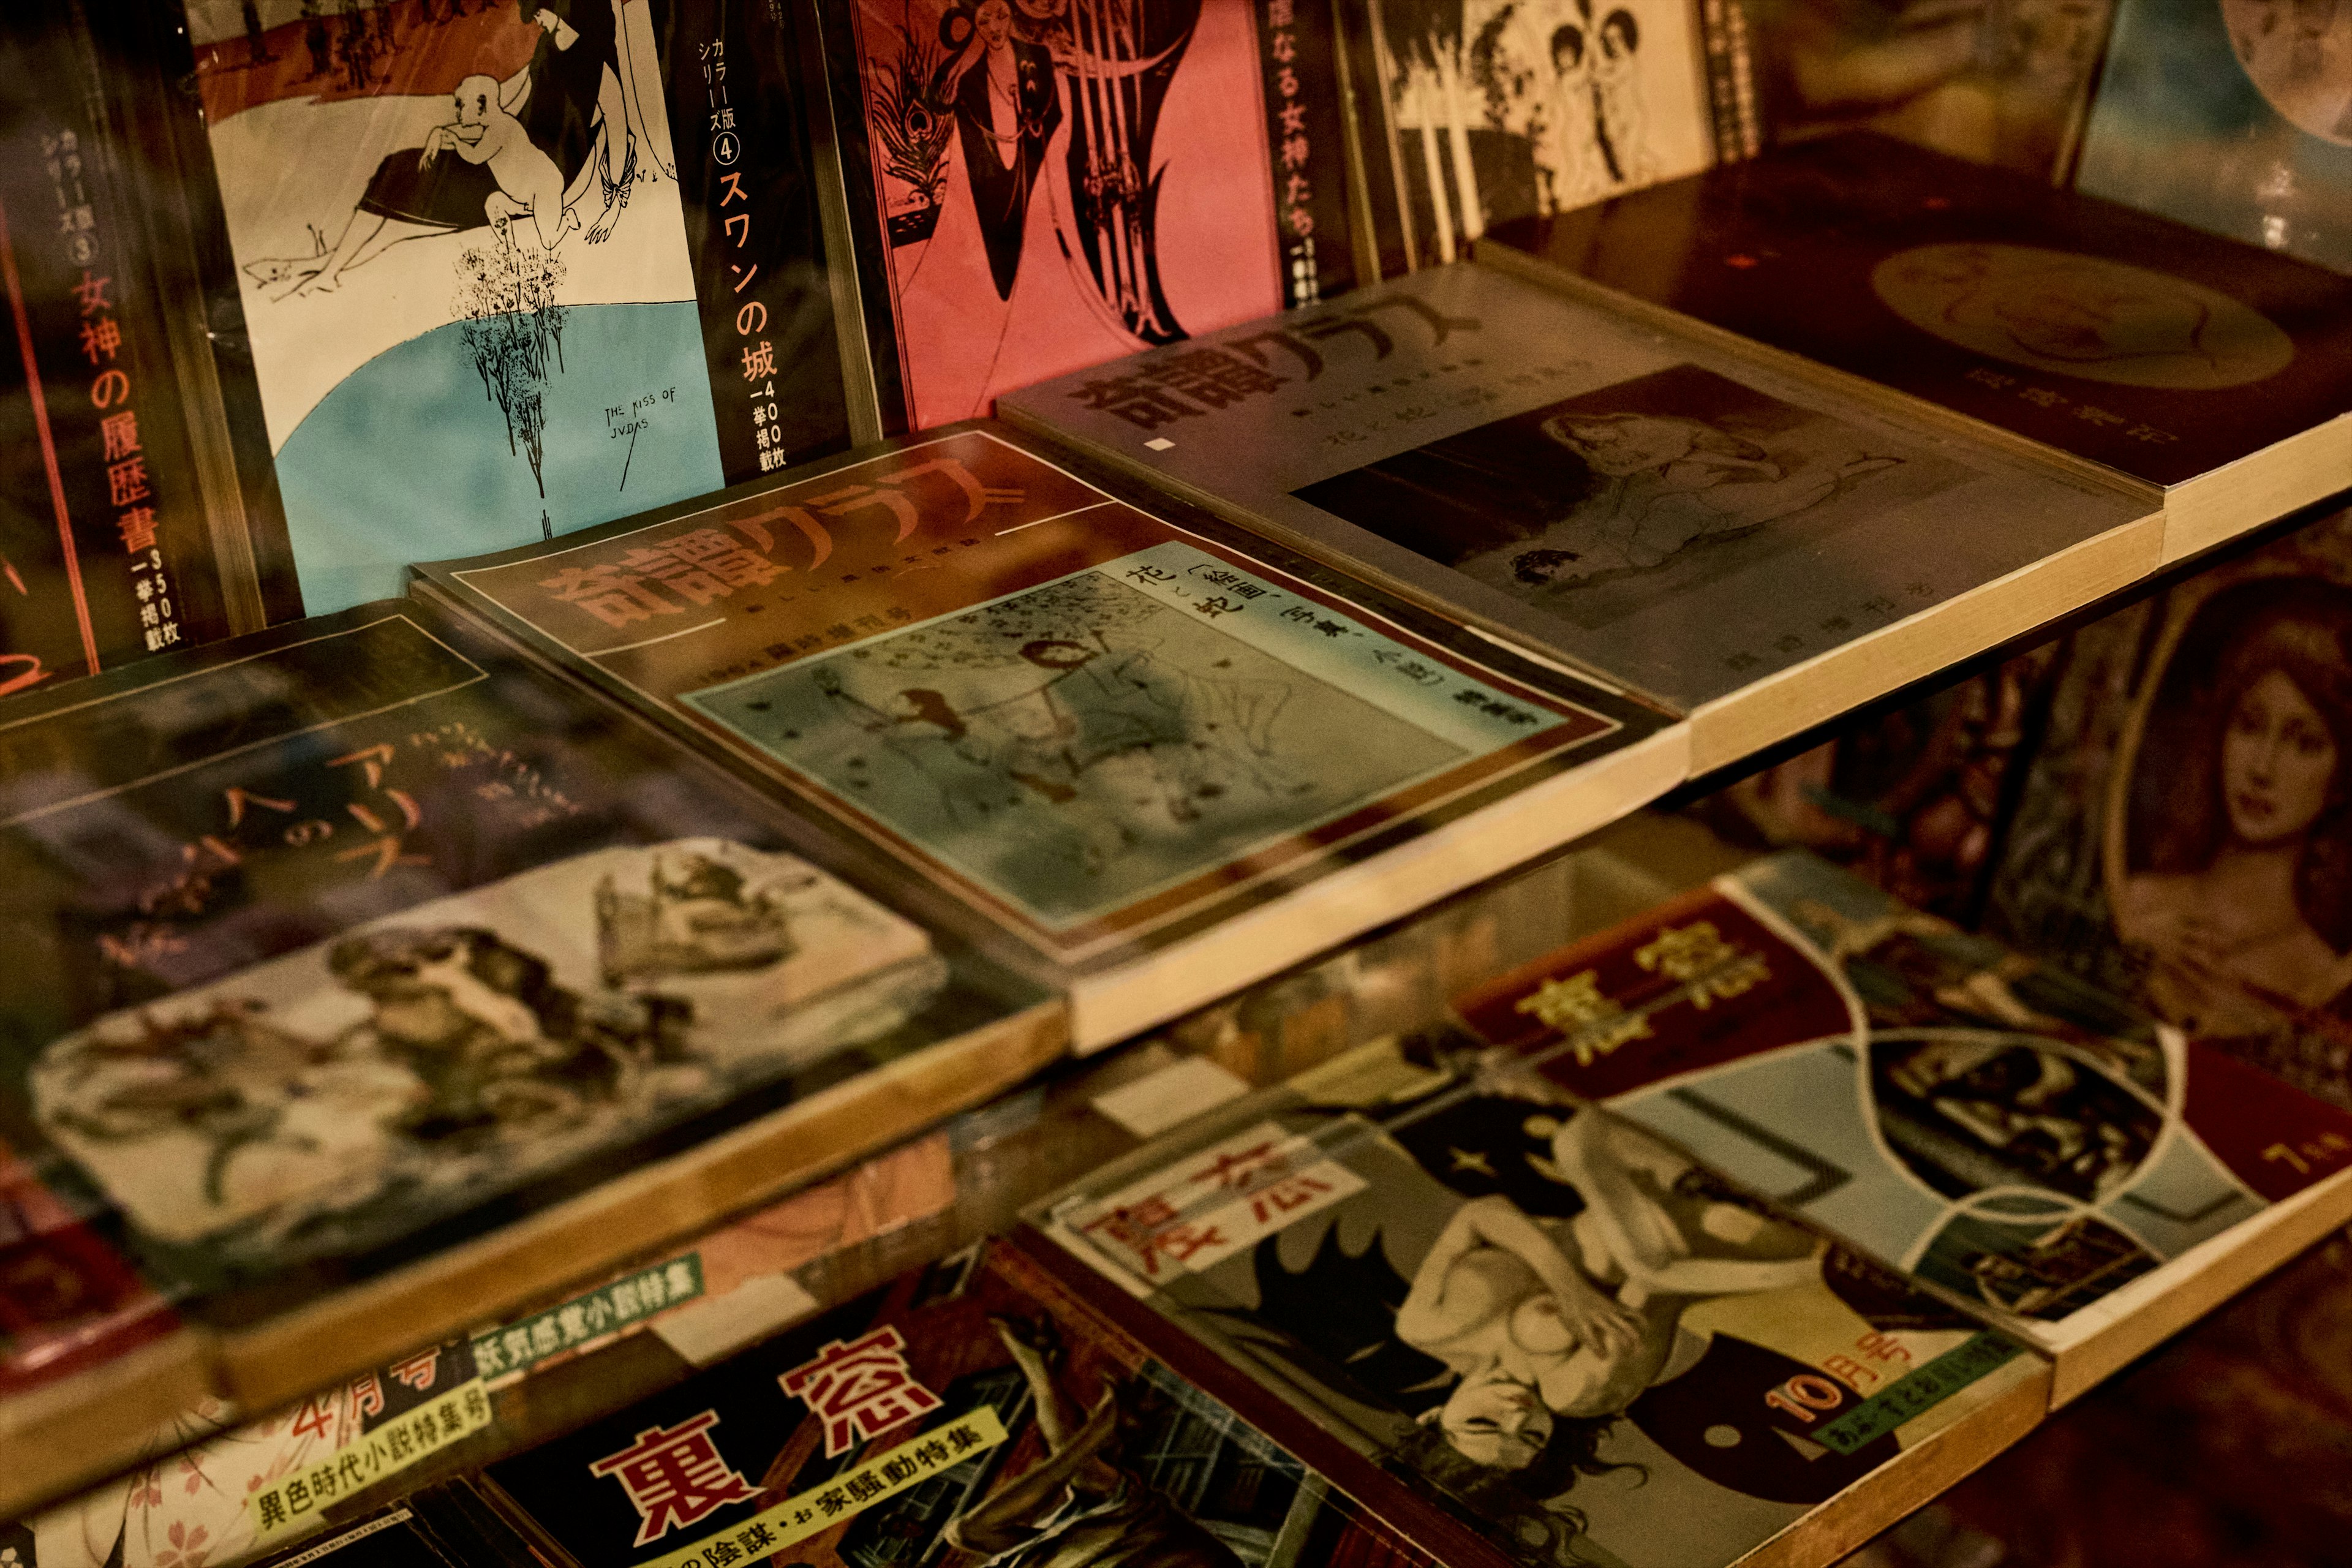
[846,0,1284,426]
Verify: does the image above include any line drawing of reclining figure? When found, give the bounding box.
[1493,410,1902,592]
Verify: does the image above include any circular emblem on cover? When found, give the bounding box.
[1870,243,2296,390]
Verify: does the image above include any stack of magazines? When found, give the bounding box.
[7,0,2352,1559]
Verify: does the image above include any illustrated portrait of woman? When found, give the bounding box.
[933,0,1063,301]
[2111,577,2352,1037]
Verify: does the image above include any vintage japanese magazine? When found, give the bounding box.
[0,593,1058,1513]
[17,1339,507,1566]
[136,0,864,620]
[409,421,1680,1049]
[1736,0,2116,179]
[1336,0,1754,283]
[1030,1035,2049,1567]
[996,262,2158,772]
[475,1237,1460,1568]
[1476,132,2352,564]
[1445,849,2352,1403]
[810,0,1365,434]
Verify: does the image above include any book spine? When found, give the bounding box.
[1253,0,1363,304]
[0,2,211,684]
[671,0,865,473]
[804,0,916,437]
[78,0,293,633]
[1697,0,1762,162]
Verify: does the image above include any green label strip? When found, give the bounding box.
[473,1253,704,1378]
[1816,1333,2024,1455]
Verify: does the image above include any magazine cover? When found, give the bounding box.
[999,263,2152,721]
[0,597,1042,1338]
[21,1342,493,1568]
[1035,1036,2046,1567]
[1986,504,2352,1115]
[1449,850,2352,1381]
[1477,133,2352,495]
[818,0,1351,432]
[479,1237,1446,1568]
[2078,0,2352,273]
[175,0,854,615]
[1348,0,1725,273]
[414,424,1664,987]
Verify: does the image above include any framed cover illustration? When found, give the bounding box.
[174,0,853,615]
[1451,849,2352,1393]
[1989,503,2352,1114]
[1476,132,2352,521]
[1035,1036,2046,1567]
[414,423,1672,1045]
[999,263,2154,747]
[0,596,1052,1394]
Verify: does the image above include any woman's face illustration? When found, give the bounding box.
[2223,666,2339,845]
[977,0,1014,48]
[1438,1363,1554,1469]
[1547,414,1699,476]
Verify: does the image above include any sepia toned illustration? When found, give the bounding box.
[1698,854,2271,1321]
[842,0,1283,428]
[1366,0,1713,266]
[1694,641,2067,923]
[1296,364,1954,630]
[30,840,944,1264]
[1051,1037,2018,1565]
[1869,1029,2162,1205]
[1991,509,2352,1107]
[2111,578,2352,1033]
[685,556,1526,930]
[1870,244,2297,391]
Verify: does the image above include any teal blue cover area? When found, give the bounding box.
[278,302,723,614]
[2078,0,2352,271]
[684,537,1556,931]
